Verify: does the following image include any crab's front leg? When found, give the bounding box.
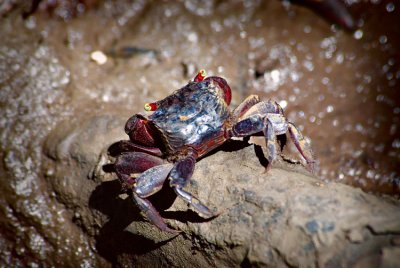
[114,152,165,187]
[131,163,180,233]
[134,154,217,233]
[169,155,217,218]
[114,152,179,233]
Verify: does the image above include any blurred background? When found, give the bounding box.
[0,0,399,266]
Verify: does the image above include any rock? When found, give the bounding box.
[43,114,400,267]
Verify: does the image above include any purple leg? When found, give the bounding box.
[229,98,314,172]
[132,195,179,233]
[288,122,315,172]
[229,114,269,137]
[131,163,180,233]
[116,140,162,157]
[232,95,260,121]
[228,110,289,170]
[263,118,278,172]
[114,152,164,188]
[134,164,174,197]
[239,100,283,119]
[169,156,216,218]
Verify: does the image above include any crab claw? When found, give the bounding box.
[290,0,356,31]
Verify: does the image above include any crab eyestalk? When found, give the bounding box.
[144,102,158,111]
[194,69,207,82]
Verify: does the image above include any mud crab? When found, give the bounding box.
[114,70,314,233]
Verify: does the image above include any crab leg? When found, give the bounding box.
[263,118,278,172]
[114,152,165,187]
[229,113,288,169]
[232,94,261,121]
[230,110,288,135]
[169,156,216,218]
[131,163,180,233]
[133,164,174,197]
[239,100,284,119]
[132,194,179,233]
[115,140,162,157]
[288,122,315,172]
[229,114,265,137]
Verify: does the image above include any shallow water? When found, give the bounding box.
[0,0,399,266]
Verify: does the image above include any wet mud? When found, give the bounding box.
[0,0,399,266]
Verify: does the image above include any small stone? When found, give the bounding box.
[90,50,108,65]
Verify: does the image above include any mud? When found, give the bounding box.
[0,0,399,266]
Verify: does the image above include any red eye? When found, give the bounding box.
[194,69,207,82]
[144,102,158,111]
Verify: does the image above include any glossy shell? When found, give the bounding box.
[149,80,230,155]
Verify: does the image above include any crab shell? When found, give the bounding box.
[148,77,232,158]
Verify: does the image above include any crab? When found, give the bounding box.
[113,70,314,233]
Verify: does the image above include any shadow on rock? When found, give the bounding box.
[197,139,251,161]
[161,210,219,223]
[89,155,220,262]
[199,136,287,169]
[90,138,278,263]
[89,180,179,262]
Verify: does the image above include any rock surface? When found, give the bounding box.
[44,114,400,267]
[1,1,400,266]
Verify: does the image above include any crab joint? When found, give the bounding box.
[194,69,207,82]
[144,102,158,111]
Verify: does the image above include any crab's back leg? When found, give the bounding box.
[288,122,315,172]
[228,113,287,170]
[238,100,283,120]
[169,155,217,218]
[232,95,261,122]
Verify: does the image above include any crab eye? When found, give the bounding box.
[194,69,207,82]
[144,102,158,111]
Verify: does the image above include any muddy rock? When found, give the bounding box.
[44,114,400,267]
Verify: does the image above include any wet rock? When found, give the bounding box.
[44,114,400,267]
[0,15,108,267]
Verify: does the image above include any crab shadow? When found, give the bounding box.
[90,138,277,262]
[89,179,181,263]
